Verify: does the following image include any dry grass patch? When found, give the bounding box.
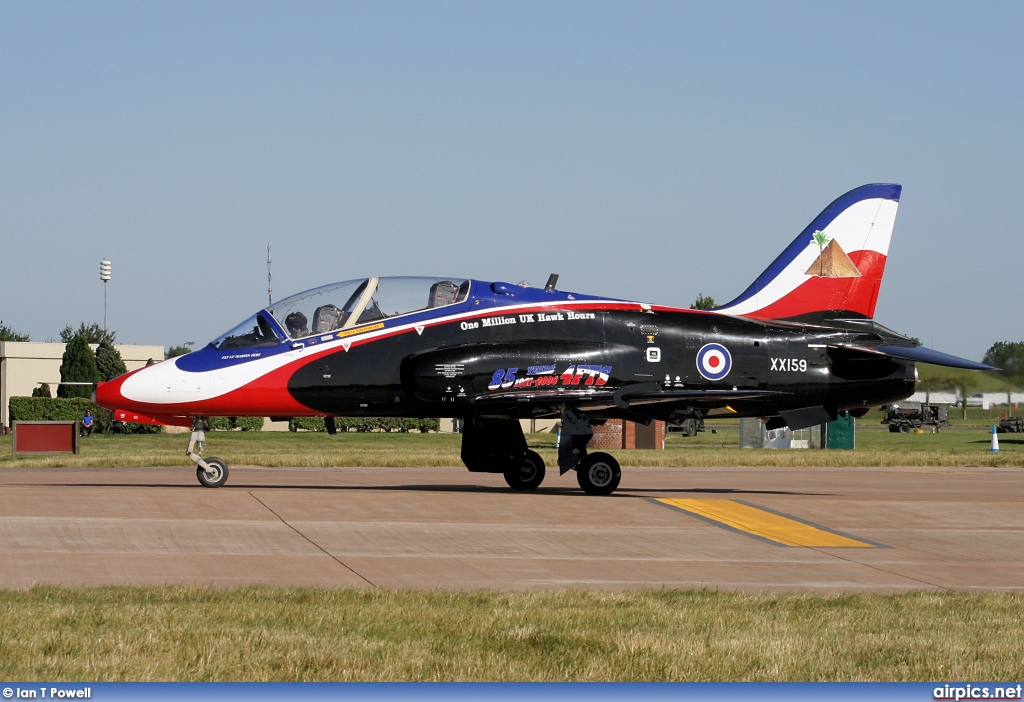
[0,588,1021,681]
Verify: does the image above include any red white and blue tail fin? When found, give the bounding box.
[714,184,901,323]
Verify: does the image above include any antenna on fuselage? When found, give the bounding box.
[267,242,272,306]
[544,273,559,292]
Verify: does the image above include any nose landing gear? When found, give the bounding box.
[186,418,229,488]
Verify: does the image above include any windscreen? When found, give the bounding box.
[213,313,281,350]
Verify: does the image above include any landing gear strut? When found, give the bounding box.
[187,418,229,488]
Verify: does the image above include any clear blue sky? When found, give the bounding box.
[1,1,1020,360]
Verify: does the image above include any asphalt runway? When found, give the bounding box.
[1,464,1022,592]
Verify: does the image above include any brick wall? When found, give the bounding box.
[588,418,664,450]
[590,418,624,449]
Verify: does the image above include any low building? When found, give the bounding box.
[591,419,666,450]
[0,341,164,429]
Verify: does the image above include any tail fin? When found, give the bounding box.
[714,184,901,323]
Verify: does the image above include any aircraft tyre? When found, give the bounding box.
[576,452,621,496]
[504,450,545,491]
[898,423,911,434]
[197,457,229,488]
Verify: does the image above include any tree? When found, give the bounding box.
[60,322,115,345]
[0,321,30,342]
[95,340,128,381]
[57,335,100,399]
[166,345,192,359]
[31,383,51,398]
[812,229,828,277]
[982,341,1024,416]
[690,294,716,311]
[983,341,1024,384]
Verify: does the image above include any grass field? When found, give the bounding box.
[0,587,1021,681]
[1,420,1021,469]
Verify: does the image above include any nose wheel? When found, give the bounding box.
[196,457,229,488]
[186,418,230,488]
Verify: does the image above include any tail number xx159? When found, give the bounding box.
[770,357,807,372]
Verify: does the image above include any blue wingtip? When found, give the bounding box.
[874,345,997,371]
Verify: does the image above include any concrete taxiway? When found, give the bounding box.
[0,465,1021,591]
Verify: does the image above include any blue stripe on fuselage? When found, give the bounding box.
[174,279,617,374]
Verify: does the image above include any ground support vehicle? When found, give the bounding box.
[997,416,1024,433]
[667,416,705,437]
[882,403,949,433]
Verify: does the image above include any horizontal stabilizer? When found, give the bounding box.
[872,345,997,371]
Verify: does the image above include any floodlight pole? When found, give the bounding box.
[100,259,111,331]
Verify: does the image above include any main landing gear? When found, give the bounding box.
[459,410,622,495]
[186,418,229,488]
[557,408,621,495]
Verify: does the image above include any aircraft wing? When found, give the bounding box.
[612,386,786,409]
[469,385,784,412]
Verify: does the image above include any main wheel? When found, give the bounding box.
[898,423,911,433]
[504,449,545,491]
[576,452,621,496]
[683,418,697,437]
[197,457,229,488]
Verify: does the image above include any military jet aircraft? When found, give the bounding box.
[95,183,994,495]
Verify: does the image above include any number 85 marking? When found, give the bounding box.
[488,368,518,390]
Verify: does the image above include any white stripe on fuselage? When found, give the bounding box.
[119,298,645,406]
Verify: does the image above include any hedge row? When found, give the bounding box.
[8,397,263,433]
[7,397,160,434]
[289,417,440,433]
[206,416,264,432]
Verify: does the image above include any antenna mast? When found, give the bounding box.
[267,242,272,306]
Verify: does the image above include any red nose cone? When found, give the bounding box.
[94,379,121,410]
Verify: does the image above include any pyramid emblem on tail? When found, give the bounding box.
[805,237,861,278]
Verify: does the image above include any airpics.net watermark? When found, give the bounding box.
[934,684,1023,700]
[2,689,90,700]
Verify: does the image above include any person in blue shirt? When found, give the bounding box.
[81,410,94,437]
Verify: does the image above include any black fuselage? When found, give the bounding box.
[286,305,917,424]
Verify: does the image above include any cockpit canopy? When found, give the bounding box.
[212,277,470,350]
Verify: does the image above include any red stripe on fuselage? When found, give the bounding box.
[98,300,689,417]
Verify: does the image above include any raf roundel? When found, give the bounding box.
[696,343,732,381]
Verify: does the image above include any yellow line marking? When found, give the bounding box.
[656,498,876,548]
